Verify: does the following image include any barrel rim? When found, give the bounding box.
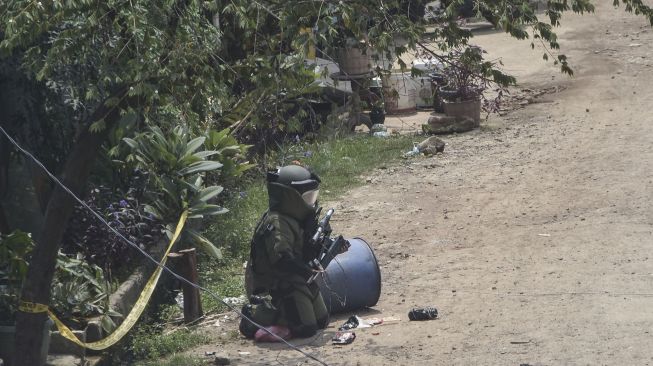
[350,237,382,307]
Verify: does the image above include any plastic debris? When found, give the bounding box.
[355,317,373,329]
[332,331,356,345]
[382,316,400,322]
[222,295,247,306]
[408,307,438,321]
[338,316,359,331]
[364,317,383,326]
[404,143,420,157]
[339,315,382,330]
[175,292,184,309]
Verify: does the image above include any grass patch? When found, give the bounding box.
[130,326,211,361]
[286,134,414,201]
[134,354,206,366]
[197,257,248,313]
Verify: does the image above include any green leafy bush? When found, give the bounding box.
[62,186,166,279]
[51,253,121,332]
[1,230,120,330]
[124,126,253,259]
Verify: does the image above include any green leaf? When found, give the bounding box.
[89,120,106,133]
[143,204,163,219]
[178,161,223,176]
[107,309,122,318]
[217,146,243,156]
[185,136,206,156]
[179,154,202,166]
[100,314,117,333]
[187,229,223,259]
[196,186,224,202]
[188,203,228,217]
[123,138,138,149]
[234,162,256,176]
[192,150,220,159]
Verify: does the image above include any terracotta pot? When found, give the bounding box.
[442,98,481,126]
[337,47,372,76]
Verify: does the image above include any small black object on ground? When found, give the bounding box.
[338,316,359,331]
[408,307,438,321]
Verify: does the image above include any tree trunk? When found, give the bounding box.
[177,249,203,323]
[28,160,53,215]
[13,95,125,366]
[0,136,10,234]
[0,204,10,234]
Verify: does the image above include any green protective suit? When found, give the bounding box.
[245,182,328,338]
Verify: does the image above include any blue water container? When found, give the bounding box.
[316,237,381,313]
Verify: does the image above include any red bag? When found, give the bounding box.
[254,325,292,342]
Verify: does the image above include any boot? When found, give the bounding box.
[239,304,258,339]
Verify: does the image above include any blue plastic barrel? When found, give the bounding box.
[316,237,381,313]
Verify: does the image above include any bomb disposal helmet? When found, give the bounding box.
[267,165,320,206]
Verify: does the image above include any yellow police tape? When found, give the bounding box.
[19,211,188,351]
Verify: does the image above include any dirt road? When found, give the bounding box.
[198,3,653,365]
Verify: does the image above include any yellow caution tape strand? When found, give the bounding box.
[19,211,188,351]
[18,301,49,313]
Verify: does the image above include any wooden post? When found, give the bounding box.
[169,248,203,323]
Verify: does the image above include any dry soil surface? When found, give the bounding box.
[194,3,653,365]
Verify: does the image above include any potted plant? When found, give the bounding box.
[0,230,52,366]
[318,14,372,77]
[438,47,490,126]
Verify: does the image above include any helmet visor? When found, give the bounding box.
[301,189,319,206]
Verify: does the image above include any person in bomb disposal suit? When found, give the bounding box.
[240,165,348,339]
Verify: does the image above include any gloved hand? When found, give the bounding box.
[337,239,351,254]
